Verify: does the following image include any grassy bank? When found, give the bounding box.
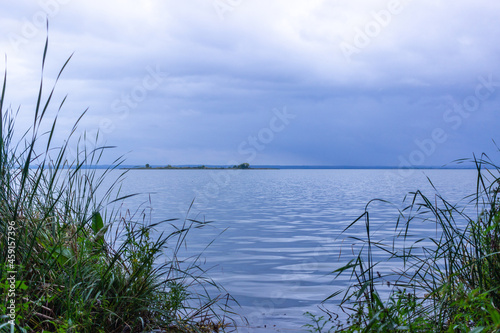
[307,156,500,332]
[0,39,232,332]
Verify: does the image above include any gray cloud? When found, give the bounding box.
[1,0,499,166]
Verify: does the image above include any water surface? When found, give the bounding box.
[105,169,479,331]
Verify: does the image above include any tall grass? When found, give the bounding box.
[0,36,232,332]
[320,156,500,332]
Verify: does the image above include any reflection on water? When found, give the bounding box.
[100,169,479,331]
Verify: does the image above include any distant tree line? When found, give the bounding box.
[232,163,250,169]
[143,163,250,169]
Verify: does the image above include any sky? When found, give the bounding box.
[1,0,500,167]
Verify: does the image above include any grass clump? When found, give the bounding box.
[319,156,500,332]
[0,37,232,332]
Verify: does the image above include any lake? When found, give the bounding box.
[103,168,480,332]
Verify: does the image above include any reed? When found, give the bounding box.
[0,36,232,332]
[319,155,500,332]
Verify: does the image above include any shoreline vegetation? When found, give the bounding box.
[0,38,233,332]
[306,153,500,332]
[125,164,476,171]
[128,163,277,170]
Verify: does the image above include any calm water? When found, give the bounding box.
[103,169,480,332]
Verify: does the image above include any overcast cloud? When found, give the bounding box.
[1,0,499,166]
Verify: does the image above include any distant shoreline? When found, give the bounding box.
[121,165,476,170]
[125,166,279,170]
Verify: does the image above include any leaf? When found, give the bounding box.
[91,211,104,233]
[16,281,28,291]
[50,245,72,266]
[489,306,500,324]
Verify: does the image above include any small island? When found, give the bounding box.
[127,163,277,170]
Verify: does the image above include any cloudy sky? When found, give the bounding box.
[1,0,500,166]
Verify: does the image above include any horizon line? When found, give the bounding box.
[77,164,477,170]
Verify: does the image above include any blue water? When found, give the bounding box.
[103,168,481,332]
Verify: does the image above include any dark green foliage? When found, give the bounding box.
[234,163,249,169]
